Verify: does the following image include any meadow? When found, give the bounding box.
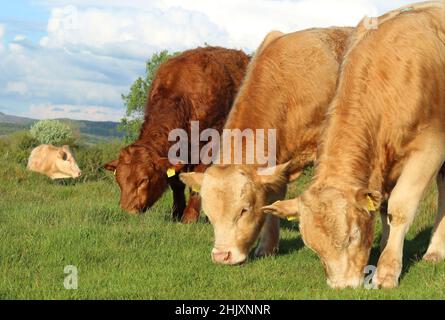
[0,134,444,300]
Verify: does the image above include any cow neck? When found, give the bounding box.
[312,105,382,193]
[222,106,319,171]
[222,94,279,167]
[137,98,188,158]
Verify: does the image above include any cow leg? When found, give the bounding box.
[424,165,445,262]
[169,176,186,221]
[374,144,445,289]
[255,188,287,257]
[181,163,206,224]
[182,190,201,224]
[255,215,280,258]
[379,201,390,252]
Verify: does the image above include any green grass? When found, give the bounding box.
[0,160,444,300]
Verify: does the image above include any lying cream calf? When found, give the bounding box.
[27,144,81,179]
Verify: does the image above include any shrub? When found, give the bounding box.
[74,140,124,182]
[30,119,74,146]
[0,131,39,166]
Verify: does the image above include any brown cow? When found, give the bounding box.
[263,1,445,289]
[27,144,81,179]
[104,47,249,222]
[180,27,353,264]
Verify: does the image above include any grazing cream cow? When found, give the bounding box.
[180,27,353,265]
[27,144,81,179]
[263,2,445,289]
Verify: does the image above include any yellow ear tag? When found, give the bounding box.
[192,186,200,193]
[287,216,298,222]
[113,170,116,176]
[366,195,376,211]
[167,168,176,178]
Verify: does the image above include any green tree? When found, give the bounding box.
[120,50,177,143]
[30,119,74,146]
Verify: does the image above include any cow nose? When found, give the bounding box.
[122,206,140,215]
[120,203,142,215]
[211,250,231,264]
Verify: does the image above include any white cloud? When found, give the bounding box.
[38,1,372,56]
[40,4,228,59]
[1,0,426,121]
[8,42,25,53]
[0,34,141,107]
[37,0,424,52]
[5,82,28,96]
[14,35,27,41]
[156,0,377,49]
[29,104,124,121]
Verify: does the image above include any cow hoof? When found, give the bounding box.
[254,246,278,258]
[373,274,399,289]
[172,211,183,222]
[182,209,200,224]
[423,252,444,263]
[373,266,400,289]
[373,255,401,289]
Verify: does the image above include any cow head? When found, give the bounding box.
[54,145,82,178]
[262,187,381,288]
[104,145,184,214]
[180,163,290,265]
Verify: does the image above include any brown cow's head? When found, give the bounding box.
[104,145,182,214]
[262,187,381,289]
[180,163,290,265]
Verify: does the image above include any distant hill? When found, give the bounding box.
[0,112,35,125]
[0,112,124,142]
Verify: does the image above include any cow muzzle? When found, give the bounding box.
[211,248,247,265]
[323,260,364,289]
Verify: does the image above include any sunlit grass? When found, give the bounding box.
[0,159,444,299]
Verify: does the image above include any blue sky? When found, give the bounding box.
[0,0,424,121]
[0,1,48,42]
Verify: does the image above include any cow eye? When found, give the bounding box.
[235,208,249,223]
[240,208,249,216]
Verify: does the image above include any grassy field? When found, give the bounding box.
[0,154,444,300]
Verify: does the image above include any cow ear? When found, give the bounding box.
[179,172,204,190]
[104,159,118,171]
[261,198,301,220]
[157,157,186,173]
[355,189,382,212]
[58,149,68,161]
[256,162,291,192]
